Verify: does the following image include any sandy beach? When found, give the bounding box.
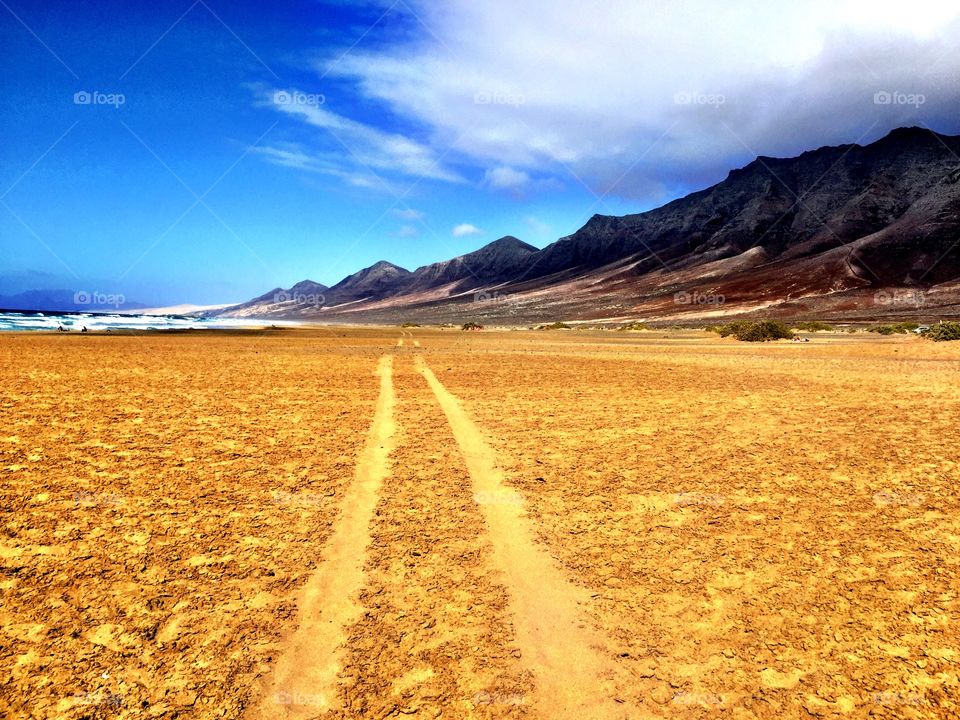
[1,327,958,718]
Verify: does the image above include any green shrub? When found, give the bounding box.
[401,322,420,328]
[734,320,794,342]
[707,320,796,340]
[618,322,650,331]
[868,322,918,335]
[536,322,571,330]
[925,322,960,342]
[713,320,754,338]
[793,321,834,332]
[711,320,793,341]
[461,322,484,331]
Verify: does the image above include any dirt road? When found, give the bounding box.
[254,345,635,717]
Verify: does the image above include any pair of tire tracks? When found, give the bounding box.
[253,347,632,719]
[397,330,420,347]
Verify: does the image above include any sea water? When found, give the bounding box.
[0,311,291,332]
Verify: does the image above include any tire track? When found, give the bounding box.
[416,356,634,719]
[248,355,396,719]
[330,357,531,717]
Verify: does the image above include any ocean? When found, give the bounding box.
[0,310,286,332]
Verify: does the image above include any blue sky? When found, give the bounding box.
[2,0,959,305]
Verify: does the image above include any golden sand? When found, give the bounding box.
[1,328,957,718]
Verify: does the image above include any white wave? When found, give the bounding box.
[0,312,300,332]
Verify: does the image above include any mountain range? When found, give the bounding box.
[0,289,146,314]
[217,127,960,324]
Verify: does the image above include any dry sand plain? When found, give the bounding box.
[1,327,958,719]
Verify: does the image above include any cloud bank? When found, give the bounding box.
[277,0,960,203]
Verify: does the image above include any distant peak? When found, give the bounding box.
[580,213,617,228]
[885,125,932,138]
[347,260,412,279]
[872,126,945,148]
[290,279,328,292]
[368,260,409,272]
[480,235,537,252]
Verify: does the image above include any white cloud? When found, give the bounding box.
[452,223,483,237]
[483,165,530,192]
[261,87,465,186]
[483,165,564,196]
[392,207,425,221]
[320,0,960,200]
[396,225,419,237]
[254,145,331,173]
[254,143,408,195]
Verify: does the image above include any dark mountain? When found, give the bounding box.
[324,261,412,306]
[218,239,540,318]
[523,127,960,285]
[0,289,146,313]
[289,280,329,296]
[404,236,538,293]
[217,127,960,323]
[223,279,329,316]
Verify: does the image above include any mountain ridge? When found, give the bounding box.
[216,127,960,323]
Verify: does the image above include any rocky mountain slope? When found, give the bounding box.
[217,127,960,323]
[403,236,538,294]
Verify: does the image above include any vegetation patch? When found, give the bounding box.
[536,322,572,330]
[923,322,960,342]
[711,320,794,342]
[461,322,485,331]
[793,321,834,332]
[708,320,751,338]
[867,322,919,335]
[618,322,650,331]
